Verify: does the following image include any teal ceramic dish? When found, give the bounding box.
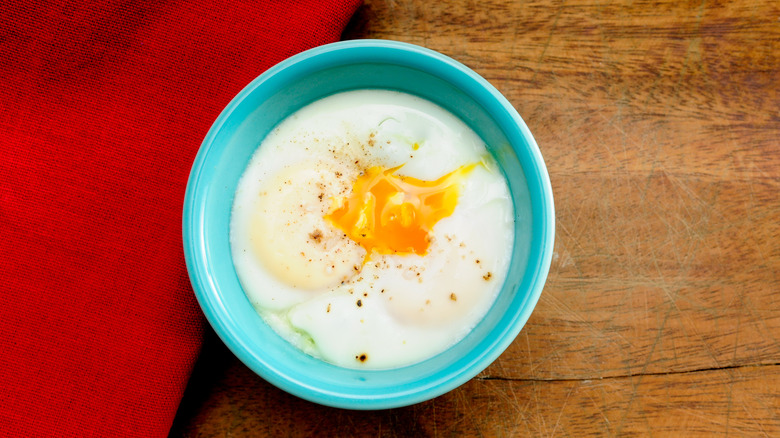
[183,40,554,410]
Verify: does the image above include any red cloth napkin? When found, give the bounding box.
[0,1,361,436]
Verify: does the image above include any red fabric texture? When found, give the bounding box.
[0,1,361,436]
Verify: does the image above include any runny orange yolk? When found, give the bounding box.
[325,164,475,259]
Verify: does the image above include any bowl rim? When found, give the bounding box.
[183,39,555,409]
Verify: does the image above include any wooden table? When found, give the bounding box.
[171,0,780,435]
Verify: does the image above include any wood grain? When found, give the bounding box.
[172,0,780,436]
[173,333,780,436]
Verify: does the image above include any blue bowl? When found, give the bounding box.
[183,40,554,410]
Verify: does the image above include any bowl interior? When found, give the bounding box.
[184,41,553,409]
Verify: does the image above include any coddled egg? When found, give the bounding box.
[230,90,514,369]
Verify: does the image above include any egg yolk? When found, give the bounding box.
[325,164,474,259]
